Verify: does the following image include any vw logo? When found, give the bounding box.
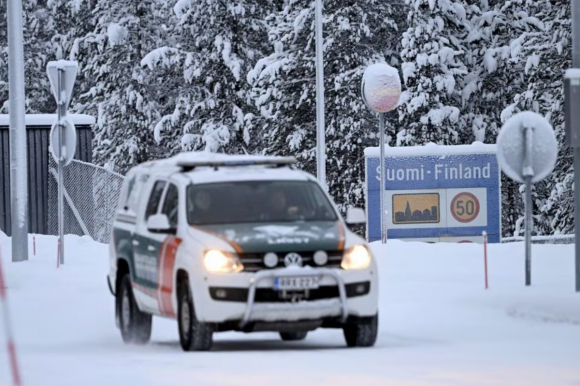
[284,252,303,267]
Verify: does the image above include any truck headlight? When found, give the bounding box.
[203,250,244,273]
[341,245,371,270]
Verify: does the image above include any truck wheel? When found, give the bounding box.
[343,314,378,348]
[279,331,308,341]
[177,279,213,351]
[117,274,152,344]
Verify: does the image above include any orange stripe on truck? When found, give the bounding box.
[337,222,345,251]
[157,236,182,318]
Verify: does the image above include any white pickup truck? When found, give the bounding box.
[108,153,378,351]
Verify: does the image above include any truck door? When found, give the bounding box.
[132,179,167,314]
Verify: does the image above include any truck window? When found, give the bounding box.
[161,184,179,228]
[125,173,149,214]
[145,181,167,219]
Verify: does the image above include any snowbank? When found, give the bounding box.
[0,234,578,385]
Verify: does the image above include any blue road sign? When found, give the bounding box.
[365,144,501,243]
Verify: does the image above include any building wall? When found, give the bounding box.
[0,124,93,236]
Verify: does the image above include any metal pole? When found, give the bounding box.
[524,176,532,286]
[7,0,29,262]
[379,113,386,244]
[315,0,326,188]
[57,69,65,265]
[523,126,534,286]
[572,0,580,292]
[574,147,580,292]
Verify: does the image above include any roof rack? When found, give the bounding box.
[177,157,297,171]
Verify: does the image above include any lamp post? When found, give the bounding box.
[315,0,326,188]
[7,0,29,262]
[361,63,402,244]
[568,0,580,291]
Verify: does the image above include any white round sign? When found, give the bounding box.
[50,117,77,166]
[496,111,558,183]
[361,63,402,113]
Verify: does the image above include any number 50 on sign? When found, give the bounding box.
[446,188,487,227]
[451,192,480,223]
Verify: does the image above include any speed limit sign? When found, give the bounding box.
[451,192,480,223]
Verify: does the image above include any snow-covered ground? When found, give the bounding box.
[0,233,579,386]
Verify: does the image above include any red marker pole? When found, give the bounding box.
[0,245,23,385]
[483,231,489,290]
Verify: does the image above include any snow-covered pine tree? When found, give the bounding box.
[515,0,573,235]
[248,0,405,211]
[462,0,553,236]
[78,0,171,172]
[46,0,96,107]
[0,0,75,113]
[145,0,274,157]
[397,0,468,146]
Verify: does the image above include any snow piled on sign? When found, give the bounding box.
[362,63,402,113]
[496,111,558,183]
[0,234,579,385]
[364,141,497,157]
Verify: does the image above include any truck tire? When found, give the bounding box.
[343,314,378,348]
[279,331,308,341]
[177,279,213,351]
[117,274,152,344]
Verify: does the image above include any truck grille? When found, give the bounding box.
[209,281,371,302]
[238,251,343,272]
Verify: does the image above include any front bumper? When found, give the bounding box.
[191,266,378,324]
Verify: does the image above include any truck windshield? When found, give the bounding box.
[187,180,338,225]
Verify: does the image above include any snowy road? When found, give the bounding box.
[1,234,579,386]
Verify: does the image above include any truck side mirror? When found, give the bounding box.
[147,214,175,234]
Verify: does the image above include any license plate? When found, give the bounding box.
[274,276,321,290]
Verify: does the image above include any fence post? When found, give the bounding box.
[483,231,489,290]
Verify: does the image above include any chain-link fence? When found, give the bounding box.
[48,158,125,244]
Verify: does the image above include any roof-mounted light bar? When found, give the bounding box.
[177,157,297,171]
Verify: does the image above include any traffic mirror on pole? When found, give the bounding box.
[496,111,558,286]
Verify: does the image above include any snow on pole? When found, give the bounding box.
[379,113,386,244]
[0,245,23,385]
[482,231,488,290]
[7,0,29,263]
[361,63,402,244]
